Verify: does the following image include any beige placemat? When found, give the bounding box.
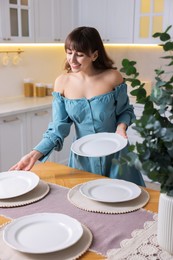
[0,224,92,260]
[68,184,150,214]
[0,180,50,208]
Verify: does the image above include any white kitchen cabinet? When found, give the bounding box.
[26,108,52,152]
[34,0,76,43]
[0,104,75,171]
[0,0,35,43]
[52,124,75,165]
[0,113,27,172]
[134,0,173,43]
[77,0,134,43]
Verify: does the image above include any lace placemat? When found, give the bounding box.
[0,223,92,260]
[67,184,149,214]
[0,181,50,208]
[107,215,173,260]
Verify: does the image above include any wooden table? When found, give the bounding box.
[0,161,160,260]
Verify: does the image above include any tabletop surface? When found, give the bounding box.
[0,161,160,260]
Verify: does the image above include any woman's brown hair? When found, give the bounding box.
[64,26,116,72]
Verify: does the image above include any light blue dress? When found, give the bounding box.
[34,83,145,186]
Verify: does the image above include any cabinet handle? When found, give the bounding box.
[54,38,61,42]
[34,111,48,116]
[3,117,19,123]
[3,38,11,41]
[102,39,110,42]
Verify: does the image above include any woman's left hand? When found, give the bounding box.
[116,123,128,138]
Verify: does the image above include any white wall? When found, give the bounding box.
[0,44,166,99]
[106,45,166,84]
[0,45,65,98]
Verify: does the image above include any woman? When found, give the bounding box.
[10,26,145,186]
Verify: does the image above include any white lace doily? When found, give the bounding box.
[107,214,173,260]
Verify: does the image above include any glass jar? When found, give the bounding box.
[35,83,46,97]
[23,78,34,97]
[46,83,53,96]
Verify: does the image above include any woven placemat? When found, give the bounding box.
[0,224,92,260]
[0,181,50,208]
[68,184,150,214]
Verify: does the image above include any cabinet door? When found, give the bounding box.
[78,0,107,41]
[26,108,52,152]
[53,0,75,42]
[34,0,54,43]
[77,0,134,43]
[134,0,173,43]
[34,0,75,43]
[52,124,75,165]
[0,114,26,172]
[0,0,34,43]
[105,0,134,43]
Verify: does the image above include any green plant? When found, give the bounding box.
[119,26,173,196]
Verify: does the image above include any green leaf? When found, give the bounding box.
[128,145,135,152]
[122,59,130,67]
[126,66,136,75]
[131,79,141,87]
[160,33,171,41]
[161,55,173,59]
[168,60,173,66]
[151,87,163,101]
[155,69,164,76]
[163,42,173,51]
[129,61,137,66]
[165,25,172,33]
[152,32,161,38]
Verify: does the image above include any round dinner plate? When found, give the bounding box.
[79,179,141,203]
[71,132,128,157]
[3,213,83,254]
[0,171,39,199]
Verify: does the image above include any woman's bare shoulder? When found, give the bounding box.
[54,73,70,93]
[104,69,124,87]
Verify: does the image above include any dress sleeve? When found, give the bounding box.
[33,92,73,162]
[114,83,136,127]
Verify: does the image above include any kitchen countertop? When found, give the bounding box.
[0,95,53,117]
[0,95,143,118]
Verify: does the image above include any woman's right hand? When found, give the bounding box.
[9,150,43,171]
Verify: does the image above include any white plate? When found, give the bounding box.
[0,171,39,199]
[3,213,83,254]
[71,132,128,157]
[79,179,141,203]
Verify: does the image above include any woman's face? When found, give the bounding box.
[66,49,97,72]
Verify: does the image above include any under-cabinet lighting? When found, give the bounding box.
[0,43,64,47]
[104,43,161,47]
[0,43,161,47]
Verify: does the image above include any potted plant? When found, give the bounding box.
[119,26,173,254]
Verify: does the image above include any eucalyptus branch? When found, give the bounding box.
[119,26,173,196]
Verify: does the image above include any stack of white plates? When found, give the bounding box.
[0,171,40,199]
